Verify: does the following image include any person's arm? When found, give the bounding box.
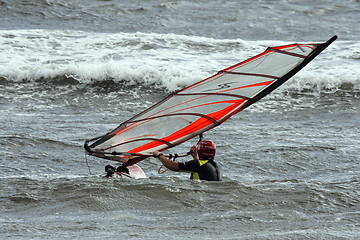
[153,151,180,171]
[190,145,199,161]
[119,155,135,163]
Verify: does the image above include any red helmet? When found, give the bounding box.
[197,140,216,160]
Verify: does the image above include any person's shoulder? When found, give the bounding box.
[186,159,200,165]
[179,159,199,170]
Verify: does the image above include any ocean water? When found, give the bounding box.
[1,0,359,239]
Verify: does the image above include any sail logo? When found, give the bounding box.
[204,81,237,92]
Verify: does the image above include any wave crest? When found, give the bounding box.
[0,30,359,93]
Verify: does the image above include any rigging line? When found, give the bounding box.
[158,164,169,174]
[268,47,307,58]
[218,70,279,80]
[85,152,92,175]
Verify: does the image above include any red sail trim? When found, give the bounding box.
[106,93,175,136]
[176,92,251,100]
[218,80,274,94]
[102,138,175,151]
[114,94,239,136]
[269,47,307,58]
[114,122,140,136]
[120,80,279,153]
[181,44,294,92]
[131,99,241,121]
[115,80,272,137]
[111,66,275,138]
[223,44,315,73]
[128,100,246,153]
[119,93,213,131]
[221,50,272,73]
[269,44,316,53]
[184,52,270,92]
[182,46,286,93]
[125,112,220,125]
[115,99,241,137]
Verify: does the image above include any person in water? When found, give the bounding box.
[104,164,130,177]
[153,140,222,181]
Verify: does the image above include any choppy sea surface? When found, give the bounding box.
[1,1,359,239]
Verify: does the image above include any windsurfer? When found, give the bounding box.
[153,140,222,181]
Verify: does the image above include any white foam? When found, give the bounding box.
[0,30,359,91]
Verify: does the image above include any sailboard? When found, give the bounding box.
[84,36,337,166]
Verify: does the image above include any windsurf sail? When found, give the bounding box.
[85,36,337,166]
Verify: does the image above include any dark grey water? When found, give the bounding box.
[1,0,359,41]
[1,0,359,239]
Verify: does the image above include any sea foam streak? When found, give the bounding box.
[0,30,358,92]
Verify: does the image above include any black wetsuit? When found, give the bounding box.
[178,159,222,181]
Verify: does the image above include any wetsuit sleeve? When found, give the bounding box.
[178,160,200,172]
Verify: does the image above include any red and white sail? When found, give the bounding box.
[85,36,337,165]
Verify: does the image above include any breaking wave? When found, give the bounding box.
[0,30,359,93]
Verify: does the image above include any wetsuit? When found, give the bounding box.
[178,159,222,181]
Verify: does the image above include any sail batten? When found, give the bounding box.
[219,70,280,80]
[268,47,308,58]
[85,36,337,165]
[125,112,220,125]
